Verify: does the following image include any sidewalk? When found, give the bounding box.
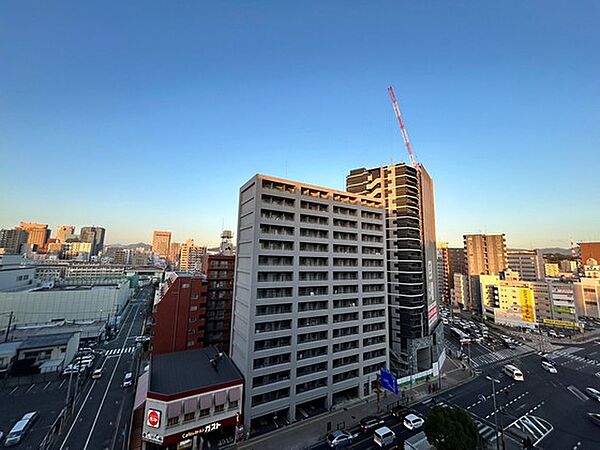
[236,358,475,450]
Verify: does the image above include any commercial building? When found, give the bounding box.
[436,243,450,304]
[137,347,243,449]
[62,241,93,261]
[152,231,172,259]
[204,254,235,353]
[464,233,507,311]
[584,260,600,278]
[0,254,36,292]
[232,174,389,429]
[19,222,50,251]
[0,227,29,254]
[579,242,600,268]
[150,272,209,355]
[56,225,75,243]
[507,249,544,281]
[180,240,206,272]
[80,226,106,256]
[14,332,80,374]
[347,163,442,377]
[575,278,600,319]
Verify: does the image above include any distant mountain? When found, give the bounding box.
[106,242,151,249]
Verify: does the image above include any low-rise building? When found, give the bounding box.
[136,347,243,449]
[13,332,80,374]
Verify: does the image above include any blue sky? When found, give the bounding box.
[1,1,598,247]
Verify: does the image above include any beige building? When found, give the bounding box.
[575,278,600,319]
[63,242,93,261]
[56,225,75,243]
[19,222,50,250]
[179,239,206,272]
[168,242,181,266]
[151,231,171,259]
[544,263,560,278]
[453,273,470,310]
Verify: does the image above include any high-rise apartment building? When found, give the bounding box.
[56,225,75,243]
[464,233,507,311]
[80,226,106,256]
[347,163,441,376]
[507,249,543,281]
[447,247,466,292]
[150,272,209,355]
[168,242,181,266]
[19,222,50,251]
[232,174,389,429]
[579,242,600,267]
[179,239,206,272]
[204,254,235,353]
[0,228,29,254]
[436,243,450,304]
[151,231,172,259]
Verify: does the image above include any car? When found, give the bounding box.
[586,387,600,401]
[360,416,385,433]
[373,426,395,447]
[326,430,354,448]
[4,412,37,446]
[403,413,425,430]
[390,405,409,419]
[549,330,558,338]
[79,347,94,353]
[92,368,103,379]
[588,412,600,427]
[122,372,134,387]
[541,361,557,373]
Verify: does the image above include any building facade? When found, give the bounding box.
[0,228,29,254]
[232,174,389,429]
[152,231,172,259]
[575,278,600,319]
[507,249,543,281]
[180,240,206,272]
[80,226,106,256]
[204,254,235,353]
[347,163,442,377]
[19,222,50,251]
[579,242,600,268]
[56,225,75,243]
[436,243,450,304]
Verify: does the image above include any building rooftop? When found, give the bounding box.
[20,332,75,350]
[11,321,105,341]
[0,341,23,356]
[149,347,243,397]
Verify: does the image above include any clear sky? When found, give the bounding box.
[1,1,598,248]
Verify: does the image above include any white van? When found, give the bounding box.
[503,364,524,381]
[373,426,395,447]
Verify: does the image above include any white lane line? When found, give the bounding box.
[83,305,139,450]
[58,379,66,389]
[26,384,35,393]
[43,381,52,391]
[59,304,138,450]
[9,386,19,395]
[567,385,588,401]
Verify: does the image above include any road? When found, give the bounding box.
[57,286,150,450]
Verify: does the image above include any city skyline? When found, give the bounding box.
[2,1,599,247]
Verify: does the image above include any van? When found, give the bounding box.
[503,364,524,381]
[373,426,395,447]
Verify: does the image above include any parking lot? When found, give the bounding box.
[0,374,73,449]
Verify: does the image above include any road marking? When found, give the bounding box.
[43,381,52,391]
[59,379,66,389]
[9,386,19,395]
[83,305,139,450]
[567,385,588,401]
[25,383,35,393]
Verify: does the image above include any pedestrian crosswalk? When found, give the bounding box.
[507,414,553,445]
[474,419,496,442]
[546,347,600,367]
[470,346,530,368]
[105,346,135,357]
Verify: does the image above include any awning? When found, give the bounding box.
[199,394,213,409]
[166,401,182,418]
[184,397,197,414]
[214,390,227,406]
[228,387,241,402]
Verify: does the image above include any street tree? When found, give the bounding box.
[424,405,479,450]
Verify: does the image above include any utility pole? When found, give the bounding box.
[486,376,501,450]
[4,312,13,342]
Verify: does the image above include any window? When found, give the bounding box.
[214,404,225,413]
[184,412,195,422]
[190,305,198,311]
[229,400,239,409]
[191,294,199,300]
[167,417,179,426]
[182,283,191,288]
[199,408,210,417]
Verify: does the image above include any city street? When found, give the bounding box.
[57,286,150,450]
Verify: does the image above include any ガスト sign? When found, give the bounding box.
[147,409,161,428]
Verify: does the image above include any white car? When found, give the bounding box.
[541,361,557,373]
[403,413,425,430]
[92,368,103,379]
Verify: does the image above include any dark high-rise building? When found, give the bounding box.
[447,247,466,290]
[204,254,235,353]
[80,226,106,256]
[347,163,442,376]
[0,228,29,254]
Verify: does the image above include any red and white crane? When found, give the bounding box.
[387,85,418,168]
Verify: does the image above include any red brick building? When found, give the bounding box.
[150,272,209,355]
[204,254,235,354]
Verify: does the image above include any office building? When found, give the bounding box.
[347,163,442,377]
[168,242,181,266]
[0,228,29,254]
[152,231,172,259]
[19,222,50,251]
[179,239,206,272]
[232,174,389,429]
[464,233,507,311]
[579,242,600,267]
[56,225,75,243]
[62,241,93,261]
[137,347,243,449]
[150,272,209,355]
[80,226,106,256]
[575,278,600,319]
[507,249,543,281]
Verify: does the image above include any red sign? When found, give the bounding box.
[147,409,161,428]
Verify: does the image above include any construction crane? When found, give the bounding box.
[387,85,418,168]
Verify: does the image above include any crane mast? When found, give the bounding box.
[387,85,418,167]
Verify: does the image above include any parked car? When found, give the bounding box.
[403,413,425,430]
[4,412,38,446]
[326,430,354,448]
[360,416,385,433]
[122,372,134,387]
[92,368,103,379]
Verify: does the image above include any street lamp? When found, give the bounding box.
[485,376,506,450]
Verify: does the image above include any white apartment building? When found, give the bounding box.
[231,174,389,430]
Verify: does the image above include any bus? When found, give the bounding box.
[450,327,471,345]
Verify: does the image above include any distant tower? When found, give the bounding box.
[220,230,234,255]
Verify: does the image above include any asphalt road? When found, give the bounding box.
[57,286,150,450]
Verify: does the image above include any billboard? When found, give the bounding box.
[519,288,536,323]
[380,368,398,394]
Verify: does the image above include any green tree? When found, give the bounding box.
[424,405,479,450]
